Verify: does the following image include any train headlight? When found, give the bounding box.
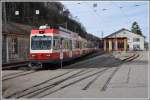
[46,54,51,56]
[31,54,36,57]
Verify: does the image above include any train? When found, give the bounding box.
[28,24,98,68]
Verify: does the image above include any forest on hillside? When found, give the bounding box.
[2,2,100,46]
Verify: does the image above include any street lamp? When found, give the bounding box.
[35,10,39,25]
[35,10,39,15]
[15,10,20,22]
[15,11,19,15]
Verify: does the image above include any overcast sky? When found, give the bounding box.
[60,1,149,41]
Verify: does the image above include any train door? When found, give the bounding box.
[69,40,72,58]
[80,41,82,55]
[60,37,63,60]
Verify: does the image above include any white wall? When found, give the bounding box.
[108,30,145,50]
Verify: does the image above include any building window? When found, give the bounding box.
[123,32,126,34]
[12,38,18,54]
[133,44,140,50]
[53,36,60,50]
[133,38,140,42]
[106,41,109,48]
[118,40,124,49]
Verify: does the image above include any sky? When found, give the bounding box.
[60,1,149,41]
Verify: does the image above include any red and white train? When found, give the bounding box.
[29,24,98,68]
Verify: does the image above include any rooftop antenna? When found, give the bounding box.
[101,31,103,40]
[135,4,140,7]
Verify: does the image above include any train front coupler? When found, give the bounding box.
[28,61,43,69]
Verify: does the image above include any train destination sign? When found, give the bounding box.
[32,36,51,41]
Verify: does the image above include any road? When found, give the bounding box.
[2,51,148,99]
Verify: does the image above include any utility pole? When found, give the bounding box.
[101,31,103,40]
[100,31,104,50]
[35,9,39,26]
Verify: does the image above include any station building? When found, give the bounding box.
[2,22,34,64]
[102,28,145,52]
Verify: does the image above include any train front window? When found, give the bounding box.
[31,36,52,50]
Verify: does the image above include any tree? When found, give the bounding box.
[144,41,149,50]
[131,21,143,35]
[2,2,100,42]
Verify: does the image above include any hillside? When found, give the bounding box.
[2,2,100,46]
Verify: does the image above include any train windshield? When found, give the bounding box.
[31,36,52,50]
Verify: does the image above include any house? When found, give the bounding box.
[103,28,145,52]
[2,22,34,64]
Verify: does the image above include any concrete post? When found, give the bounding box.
[104,39,106,51]
[124,39,127,51]
[115,39,118,51]
[109,39,112,52]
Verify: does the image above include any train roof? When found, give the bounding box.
[39,23,63,29]
[31,23,89,41]
[32,23,74,34]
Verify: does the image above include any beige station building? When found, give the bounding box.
[103,28,145,52]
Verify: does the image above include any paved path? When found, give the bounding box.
[2,51,148,99]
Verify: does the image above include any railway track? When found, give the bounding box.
[2,51,104,70]
[3,52,140,98]
[2,71,25,78]
[2,51,106,87]
[6,69,88,98]
[12,68,110,98]
[2,63,29,70]
[100,52,140,92]
[4,55,115,98]
[122,53,139,62]
[4,58,103,98]
[4,59,121,98]
[2,71,37,81]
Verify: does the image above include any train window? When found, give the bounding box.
[67,40,70,49]
[78,41,80,48]
[76,41,78,48]
[65,40,68,49]
[63,39,66,49]
[69,40,72,50]
[75,41,80,49]
[84,42,87,48]
[63,39,70,49]
[53,37,60,50]
[31,36,51,50]
[72,40,76,49]
[81,42,84,48]
[79,41,82,49]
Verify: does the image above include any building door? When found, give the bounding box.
[133,44,140,50]
[112,40,115,50]
[8,36,18,61]
[127,44,129,50]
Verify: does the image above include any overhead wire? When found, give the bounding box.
[63,2,102,36]
[62,1,144,37]
[82,2,103,37]
[113,2,131,23]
